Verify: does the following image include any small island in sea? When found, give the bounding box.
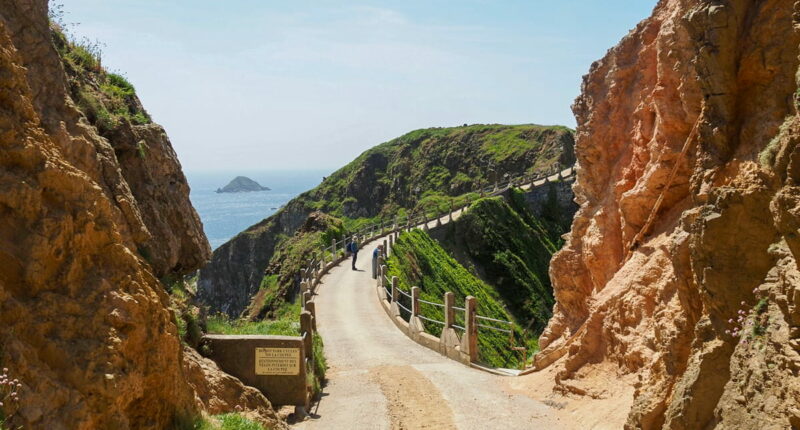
[216,176,271,193]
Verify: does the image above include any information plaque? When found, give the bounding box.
[254,347,300,376]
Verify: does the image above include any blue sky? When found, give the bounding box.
[61,1,655,171]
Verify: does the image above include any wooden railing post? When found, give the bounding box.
[449,200,454,223]
[382,239,388,257]
[377,256,385,287]
[300,281,308,296]
[306,301,317,331]
[423,214,429,231]
[331,238,337,260]
[300,311,313,362]
[444,292,454,328]
[411,287,420,317]
[464,296,478,363]
[302,291,311,309]
[389,234,394,253]
[391,276,399,303]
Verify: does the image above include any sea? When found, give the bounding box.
[185,170,332,250]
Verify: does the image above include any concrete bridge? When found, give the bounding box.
[290,168,578,428]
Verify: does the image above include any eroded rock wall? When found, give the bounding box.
[535,0,800,428]
[0,1,213,427]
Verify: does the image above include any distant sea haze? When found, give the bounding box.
[186,170,331,250]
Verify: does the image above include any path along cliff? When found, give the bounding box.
[295,193,581,429]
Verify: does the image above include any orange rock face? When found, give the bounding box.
[536,0,800,427]
[0,0,217,427]
[182,348,287,429]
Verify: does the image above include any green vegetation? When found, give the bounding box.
[385,186,572,368]
[386,229,531,368]
[296,123,574,220]
[307,333,326,398]
[751,298,770,337]
[167,279,204,348]
[175,413,266,430]
[213,413,266,430]
[437,190,566,333]
[250,213,345,320]
[206,313,300,336]
[759,115,795,168]
[50,21,151,135]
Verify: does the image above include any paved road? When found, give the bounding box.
[295,169,577,429]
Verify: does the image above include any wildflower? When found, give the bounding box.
[728,319,734,323]
[741,301,746,305]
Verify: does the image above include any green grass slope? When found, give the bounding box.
[386,187,573,368]
[299,123,575,219]
[386,229,531,368]
[434,189,568,333]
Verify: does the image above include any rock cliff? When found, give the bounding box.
[0,1,240,427]
[534,0,800,428]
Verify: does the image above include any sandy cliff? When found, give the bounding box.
[532,0,800,428]
[0,1,279,428]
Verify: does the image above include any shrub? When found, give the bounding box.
[132,111,150,125]
[136,140,149,159]
[311,333,326,396]
[206,314,300,336]
[65,43,99,71]
[759,115,794,168]
[106,72,135,96]
[215,413,265,430]
[0,368,21,427]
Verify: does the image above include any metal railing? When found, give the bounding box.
[295,166,576,368]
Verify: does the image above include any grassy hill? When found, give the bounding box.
[386,187,576,368]
[198,124,575,320]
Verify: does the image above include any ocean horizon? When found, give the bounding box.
[186,169,333,250]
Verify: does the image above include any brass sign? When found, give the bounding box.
[254,347,300,376]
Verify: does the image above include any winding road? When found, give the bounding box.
[295,172,578,429]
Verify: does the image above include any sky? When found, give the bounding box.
[60,1,655,172]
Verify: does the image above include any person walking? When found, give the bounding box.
[372,244,383,279]
[347,236,359,270]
